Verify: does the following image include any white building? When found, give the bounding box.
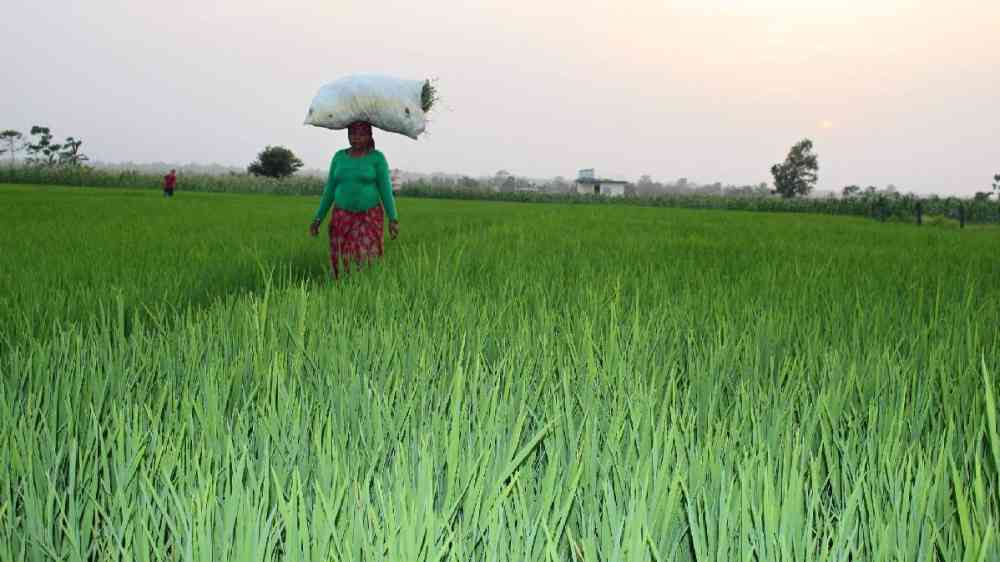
[574,168,629,197]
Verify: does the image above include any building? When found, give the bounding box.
[574,168,629,197]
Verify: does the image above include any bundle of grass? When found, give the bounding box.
[421,79,439,113]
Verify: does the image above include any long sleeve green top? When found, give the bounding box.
[313,149,399,223]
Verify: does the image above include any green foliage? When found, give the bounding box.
[842,184,861,198]
[1,184,999,560]
[771,138,819,198]
[922,214,962,228]
[22,126,88,167]
[58,136,88,166]
[3,167,1000,224]
[0,130,25,166]
[247,145,304,179]
[0,165,326,195]
[400,184,1000,224]
[26,125,61,165]
[421,78,439,113]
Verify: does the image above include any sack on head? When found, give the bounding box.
[303,74,436,140]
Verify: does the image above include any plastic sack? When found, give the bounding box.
[303,74,428,140]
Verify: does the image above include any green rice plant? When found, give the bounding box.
[0,183,998,560]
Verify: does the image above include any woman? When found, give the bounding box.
[309,121,400,279]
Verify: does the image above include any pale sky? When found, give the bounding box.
[2,0,998,195]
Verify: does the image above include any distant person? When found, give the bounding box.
[163,169,177,197]
[309,121,400,279]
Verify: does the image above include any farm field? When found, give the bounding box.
[1,183,999,561]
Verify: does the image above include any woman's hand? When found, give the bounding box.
[309,220,321,237]
[389,220,400,240]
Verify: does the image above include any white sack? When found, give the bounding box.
[303,74,427,140]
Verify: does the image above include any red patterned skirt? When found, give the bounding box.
[328,205,385,279]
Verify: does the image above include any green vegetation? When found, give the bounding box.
[422,79,438,113]
[0,166,325,195]
[248,146,305,179]
[1,183,998,560]
[0,125,91,167]
[399,185,1000,224]
[0,184,326,347]
[0,130,26,167]
[770,138,819,198]
[3,167,999,224]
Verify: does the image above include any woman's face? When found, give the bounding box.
[348,123,372,150]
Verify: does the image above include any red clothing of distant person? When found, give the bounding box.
[163,170,177,198]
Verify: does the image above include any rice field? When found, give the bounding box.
[1,183,999,561]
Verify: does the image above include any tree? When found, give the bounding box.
[629,175,655,197]
[695,182,723,196]
[993,173,1000,198]
[0,130,25,167]
[725,184,765,197]
[26,126,62,166]
[58,136,88,166]
[770,139,819,198]
[842,185,861,198]
[247,146,303,178]
[626,174,650,197]
[459,175,479,189]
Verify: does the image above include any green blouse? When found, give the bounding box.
[313,149,398,223]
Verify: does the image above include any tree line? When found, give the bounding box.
[0,126,307,181]
[1,126,89,167]
[3,130,997,202]
[486,138,998,203]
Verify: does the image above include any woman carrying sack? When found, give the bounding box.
[309,121,400,279]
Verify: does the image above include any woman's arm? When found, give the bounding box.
[313,153,340,223]
[374,152,398,222]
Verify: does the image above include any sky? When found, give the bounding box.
[2,0,998,196]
